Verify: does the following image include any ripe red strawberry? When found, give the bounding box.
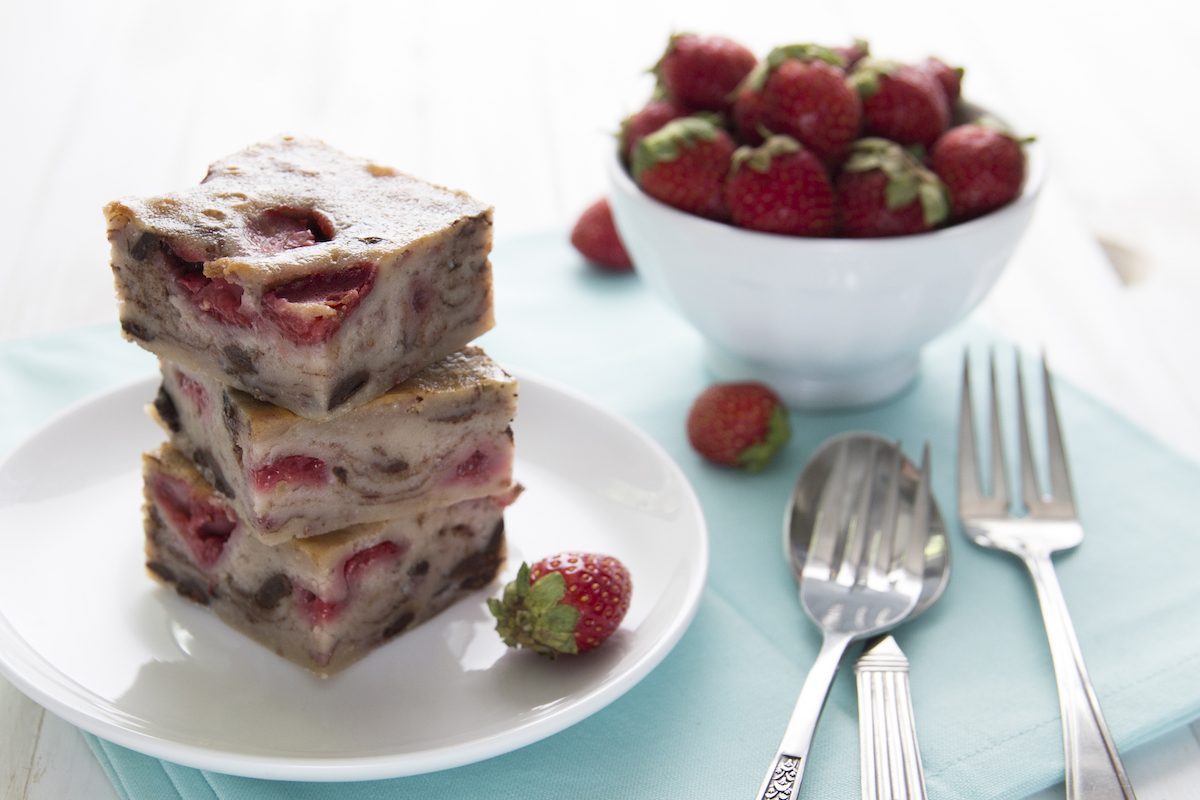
[619,97,692,163]
[851,58,950,149]
[735,45,862,164]
[655,33,757,113]
[731,79,773,147]
[727,135,835,236]
[930,123,1026,220]
[632,116,735,221]
[837,138,949,237]
[488,553,632,657]
[917,57,963,106]
[831,39,871,73]
[686,382,791,471]
[570,198,634,271]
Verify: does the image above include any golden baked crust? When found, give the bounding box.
[106,134,492,287]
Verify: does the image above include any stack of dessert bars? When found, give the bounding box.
[105,136,520,676]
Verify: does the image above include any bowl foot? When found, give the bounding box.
[702,345,919,410]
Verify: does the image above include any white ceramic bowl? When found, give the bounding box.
[607,139,1045,409]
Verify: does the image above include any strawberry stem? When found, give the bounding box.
[488,563,581,658]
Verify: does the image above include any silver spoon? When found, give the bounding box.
[787,432,950,617]
[755,433,950,800]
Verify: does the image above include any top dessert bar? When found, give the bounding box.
[106,135,495,420]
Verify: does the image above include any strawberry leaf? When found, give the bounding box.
[744,44,844,94]
[917,181,950,226]
[544,603,581,632]
[848,58,902,99]
[631,116,721,182]
[846,138,949,225]
[532,627,579,657]
[885,175,920,210]
[766,43,844,71]
[731,134,801,176]
[526,570,567,614]
[736,405,792,472]
[488,562,583,658]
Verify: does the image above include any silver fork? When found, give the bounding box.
[757,438,929,800]
[958,353,1136,800]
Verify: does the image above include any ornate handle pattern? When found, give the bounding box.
[754,631,853,800]
[761,755,801,800]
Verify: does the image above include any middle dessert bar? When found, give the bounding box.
[150,347,519,544]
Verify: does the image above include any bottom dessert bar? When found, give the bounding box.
[143,444,519,676]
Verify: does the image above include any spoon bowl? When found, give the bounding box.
[786,432,951,617]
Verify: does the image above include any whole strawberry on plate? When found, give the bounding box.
[570,198,634,271]
[489,553,633,657]
[851,58,950,149]
[687,382,791,471]
[632,116,735,221]
[654,32,757,114]
[727,134,835,236]
[837,137,949,237]
[930,122,1027,221]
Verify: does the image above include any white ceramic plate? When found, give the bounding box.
[0,371,708,781]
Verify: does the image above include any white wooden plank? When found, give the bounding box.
[23,712,121,800]
[1,676,44,799]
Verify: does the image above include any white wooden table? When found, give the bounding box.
[3,1,1199,797]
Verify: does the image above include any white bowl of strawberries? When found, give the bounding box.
[607,34,1044,409]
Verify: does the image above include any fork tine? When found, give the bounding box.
[1042,356,1077,517]
[957,354,984,506]
[1016,356,1043,513]
[904,442,932,580]
[836,439,879,588]
[988,351,1010,511]
[866,443,903,591]
[805,439,852,581]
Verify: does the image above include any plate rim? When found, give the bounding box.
[0,368,710,781]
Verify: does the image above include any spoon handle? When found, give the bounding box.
[856,635,927,800]
[755,631,853,800]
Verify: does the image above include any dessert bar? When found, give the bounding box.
[149,347,518,543]
[143,444,518,676]
[107,135,494,420]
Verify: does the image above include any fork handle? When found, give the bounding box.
[755,630,854,800]
[1023,551,1137,799]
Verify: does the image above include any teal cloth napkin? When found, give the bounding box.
[3,231,1200,800]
